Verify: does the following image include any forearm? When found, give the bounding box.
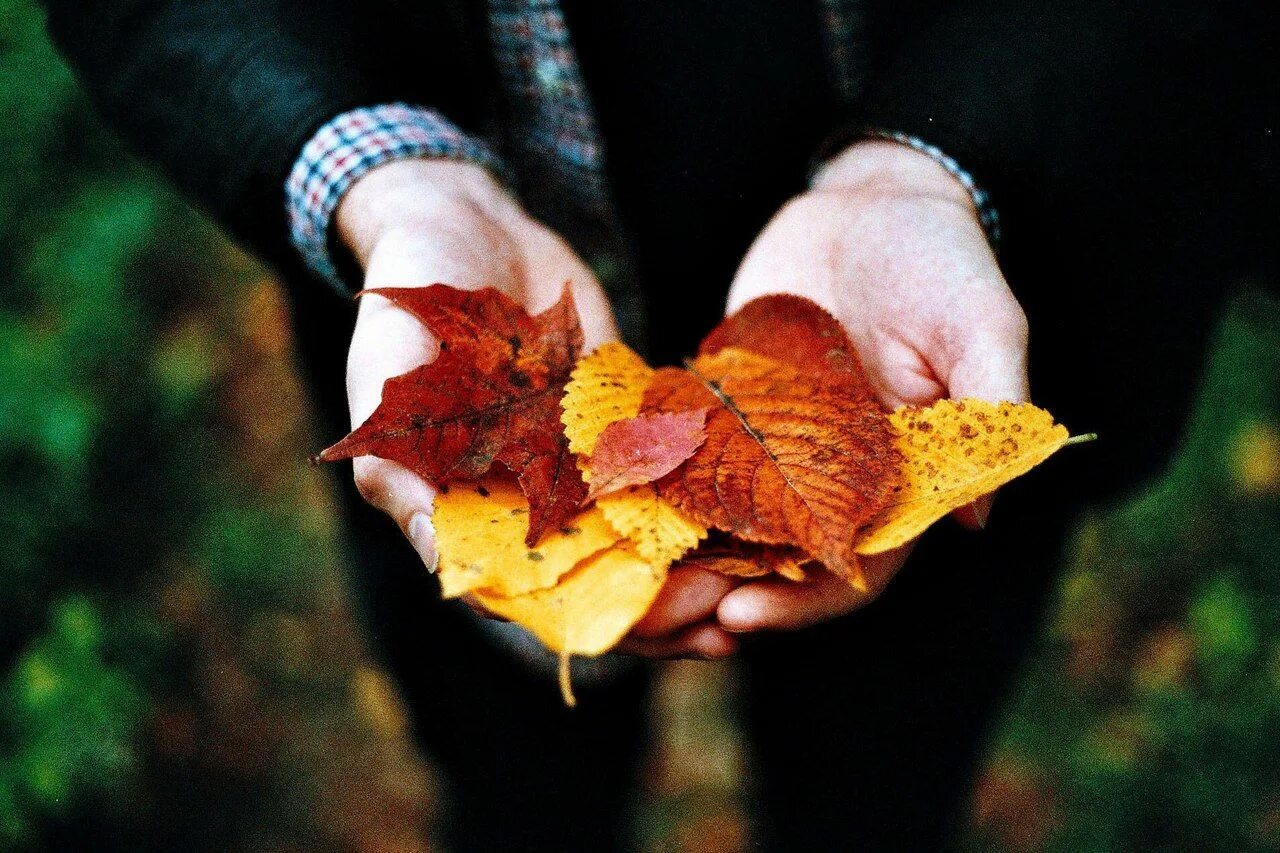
[41,0,491,270]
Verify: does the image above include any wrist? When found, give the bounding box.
[335,159,519,268]
[811,140,975,211]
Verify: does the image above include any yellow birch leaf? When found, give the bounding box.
[434,479,621,598]
[472,542,665,657]
[597,484,707,568]
[560,341,654,457]
[854,399,1073,555]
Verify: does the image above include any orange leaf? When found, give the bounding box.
[317,284,586,545]
[701,293,871,384]
[680,540,811,582]
[643,346,900,586]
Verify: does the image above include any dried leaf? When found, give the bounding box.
[596,484,707,568]
[472,542,665,656]
[853,399,1072,554]
[560,341,654,456]
[586,410,708,499]
[433,478,620,598]
[700,293,871,383]
[680,541,811,582]
[644,346,900,587]
[318,284,586,545]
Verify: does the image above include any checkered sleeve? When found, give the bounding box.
[285,103,504,290]
[861,128,1001,246]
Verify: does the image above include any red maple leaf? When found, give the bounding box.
[317,284,586,545]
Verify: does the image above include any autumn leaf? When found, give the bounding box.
[585,410,708,499]
[317,284,586,545]
[700,293,871,384]
[561,342,708,568]
[853,399,1078,554]
[596,485,707,569]
[643,346,900,587]
[560,341,655,457]
[679,539,811,582]
[432,478,620,598]
[472,542,664,658]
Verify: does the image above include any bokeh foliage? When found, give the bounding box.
[2,2,1277,850]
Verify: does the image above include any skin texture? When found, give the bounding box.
[338,140,1030,657]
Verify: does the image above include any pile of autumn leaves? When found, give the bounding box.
[320,285,1078,694]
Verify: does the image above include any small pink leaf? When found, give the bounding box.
[586,410,708,499]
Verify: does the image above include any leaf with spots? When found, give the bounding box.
[853,399,1084,554]
[431,478,621,598]
[597,485,707,569]
[316,284,587,545]
[560,341,655,457]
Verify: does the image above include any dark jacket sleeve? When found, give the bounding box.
[852,0,1275,235]
[41,0,495,271]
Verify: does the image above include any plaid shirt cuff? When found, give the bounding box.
[862,128,1002,247]
[285,103,503,291]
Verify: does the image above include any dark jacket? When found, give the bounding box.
[42,0,1275,296]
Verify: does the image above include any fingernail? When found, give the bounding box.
[973,498,992,529]
[408,512,438,572]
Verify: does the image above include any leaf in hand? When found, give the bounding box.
[585,410,708,499]
[854,399,1075,554]
[700,293,871,383]
[560,341,655,456]
[560,341,708,568]
[432,478,621,598]
[317,284,587,545]
[596,485,706,569]
[472,542,664,658]
[679,539,812,582]
[643,346,900,588]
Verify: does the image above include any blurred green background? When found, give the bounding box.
[2,3,1278,850]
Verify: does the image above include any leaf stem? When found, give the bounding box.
[1064,432,1099,447]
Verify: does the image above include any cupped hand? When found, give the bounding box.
[337,158,736,659]
[715,139,1031,633]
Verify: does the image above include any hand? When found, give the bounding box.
[337,159,736,659]
[715,140,1030,632]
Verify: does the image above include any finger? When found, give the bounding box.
[630,567,738,639]
[943,295,1026,531]
[944,305,1030,404]
[352,456,438,568]
[717,547,910,632]
[616,621,739,660]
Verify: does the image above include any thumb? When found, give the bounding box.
[944,322,1030,404]
[352,457,438,570]
[944,311,1030,530]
